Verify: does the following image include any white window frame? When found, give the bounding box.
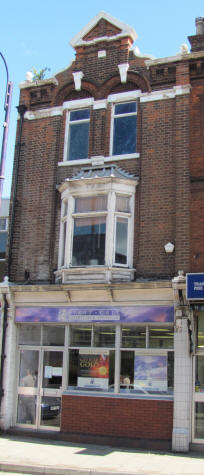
[110,101,138,157]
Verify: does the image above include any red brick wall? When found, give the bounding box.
[61,395,173,441]
[190,83,204,271]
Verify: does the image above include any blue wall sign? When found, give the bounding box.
[186,273,204,300]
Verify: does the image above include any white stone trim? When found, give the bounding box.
[63,98,94,110]
[24,107,63,120]
[108,90,141,103]
[173,85,191,96]
[140,85,191,103]
[93,100,107,110]
[58,153,140,167]
[69,11,137,48]
[19,77,58,89]
[98,50,106,58]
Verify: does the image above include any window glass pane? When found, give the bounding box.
[149,327,174,349]
[43,326,65,346]
[115,102,136,115]
[72,217,106,266]
[115,217,128,265]
[42,351,63,389]
[120,351,134,390]
[70,109,90,121]
[40,396,61,427]
[94,325,115,347]
[113,115,137,155]
[61,221,66,266]
[195,402,204,439]
[0,218,7,230]
[70,325,92,346]
[0,232,7,252]
[17,395,36,425]
[68,122,89,160]
[75,196,107,212]
[19,350,39,387]
[120,351,173,395]
[68,349,115,391]
[18,325,41,345]
[121,326,146,348]
[115,195,130,212]
[195,355,204,391]
[197,314,204,348]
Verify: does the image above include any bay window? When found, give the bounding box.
[57,166,138,283]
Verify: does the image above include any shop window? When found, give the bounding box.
[70,325,92,347]
[120,351,174,395]
[66,109,90,161]
[121,326,146,348]
[149,327,174,349]
[18,325,65,346]
[195,402,204,439]
[111,102,137,156]
[197,313,204,348]
[69,349,115,391]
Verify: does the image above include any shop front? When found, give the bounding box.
[0,282,176,449]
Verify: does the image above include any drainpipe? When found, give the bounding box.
[0,292,8,411]
[7,104,27,279]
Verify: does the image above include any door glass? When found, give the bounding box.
[43,326,65,346]
[42,351,63,389]
[40,396,61,427]
[19,350,39,387]
[17,395,36,424]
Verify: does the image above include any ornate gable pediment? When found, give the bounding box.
[70,11,137,48]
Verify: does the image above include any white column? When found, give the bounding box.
[172,312,192,452]
[0,299,17,430]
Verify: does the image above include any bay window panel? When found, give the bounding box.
[115,195,130,212]
[115,217,128,265]
[75,195,107,212]
[72,216,106,266]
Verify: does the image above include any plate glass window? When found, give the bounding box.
[67,109,90,161]
[112,102,137,156]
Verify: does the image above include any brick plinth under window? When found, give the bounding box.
[61,394,173,448]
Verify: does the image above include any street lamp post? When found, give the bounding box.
[0,52,13,206]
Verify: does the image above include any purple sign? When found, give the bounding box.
[16,306,174,324]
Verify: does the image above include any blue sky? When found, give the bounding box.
[0,0,203,197]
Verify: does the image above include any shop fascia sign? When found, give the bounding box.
[186,273,204,300]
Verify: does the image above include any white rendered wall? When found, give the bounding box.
[172,316,192,452]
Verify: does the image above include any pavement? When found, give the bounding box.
[0,434,204,475]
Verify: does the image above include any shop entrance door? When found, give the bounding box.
[16,348,64,430]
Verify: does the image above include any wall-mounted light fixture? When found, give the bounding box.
[164,242,174,253]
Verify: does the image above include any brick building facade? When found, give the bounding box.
[0,12,204,452]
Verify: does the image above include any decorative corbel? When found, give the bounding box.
[118,63,129,83]
[72,71,84,91]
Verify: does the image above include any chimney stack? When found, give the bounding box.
[195,17,204,35]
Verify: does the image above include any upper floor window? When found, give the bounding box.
[57,166,138,282]
[0,217,8,260]
[112,102,137,156]
[67,109,90,161]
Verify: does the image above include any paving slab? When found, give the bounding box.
[0,434,204,475]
